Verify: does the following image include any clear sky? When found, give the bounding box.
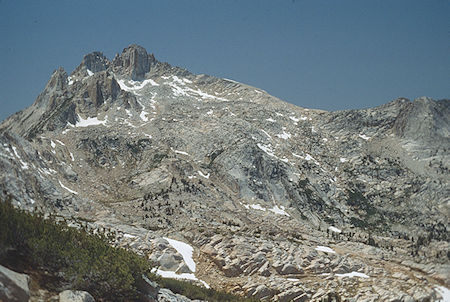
[0,0,448,121]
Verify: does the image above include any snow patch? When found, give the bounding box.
[58,180,78,195]
[268,205,290,216]
[246,204,266,211]
[435,286,450,302]
[223,78,239,84]
[69,152,75,161]
[11,146,29,170]
[163,237,196,272]
[315,246,336,254]
[305,154,315,161]
[140,111,149,122]
[257,143,275,157]
[276,129,291,140]
[86,69,94,76]
[289,116,300,123]
[198,171,210,179]
[117,78,159,92]
[359,134,371,140]
[340,157,348,163]
[266,118,276,122]
[174,149,189,156]
[329,226,342,233]
[153,269,210,289]
[336,271,369,278]
[50,140,56,149]
[75,114,107,127]
[260,129,271,139]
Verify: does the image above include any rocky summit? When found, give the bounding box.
[0,44,449,301]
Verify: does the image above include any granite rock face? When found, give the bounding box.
[0,265,30,302]
[0,45,448,301]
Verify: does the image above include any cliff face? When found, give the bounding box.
[1,45,448,301]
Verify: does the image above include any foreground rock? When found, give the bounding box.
[0,265,30,302]
[59,290,95,302]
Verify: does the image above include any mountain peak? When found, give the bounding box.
[112,44,156,80]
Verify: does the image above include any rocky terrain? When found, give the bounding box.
[0,44,449,301]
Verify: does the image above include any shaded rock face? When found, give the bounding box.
[81,52,110,73]
[0,265,30,302]
[0,45,448,301]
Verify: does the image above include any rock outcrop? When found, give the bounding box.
[0,265,30,302]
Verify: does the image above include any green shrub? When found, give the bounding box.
[0,198,152,300]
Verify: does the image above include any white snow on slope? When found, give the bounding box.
[329,226,342,233]
[51,140,56,149]
[359,134,371,140]
[436,286,450,302]
[336,271,369,278]
[223,78,239,84]
[340,157,348,163]
[165,77,228,102]
[173,149,189,156]
[75,114,107,127]
[58,180,78,195]
[315,246,336,254]
[153,269,210,289]
[257,143,275,157]
[249,204,266,211]
[69,152,75,161]
[11,146,29,170]
[266,118,276,122]
[268,205,290,216]
[163,237,196,272]
[305,154,315,161]
[289,116,300,123]
[292,153,302,158]
[140,111,149,122]
[117,78,159,92]
[86,69,94,76]
[198,171,210,179]
[260,129,271,139]
[276,129,291,140]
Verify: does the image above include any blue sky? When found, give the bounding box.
[0,0,448,121]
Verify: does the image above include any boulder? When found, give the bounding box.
[0,264,30,302]
[59,290,95,302]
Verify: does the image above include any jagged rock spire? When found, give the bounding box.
[81,51,110,73]
[113,44,156,80]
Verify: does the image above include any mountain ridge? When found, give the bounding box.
[0,44,449,301]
